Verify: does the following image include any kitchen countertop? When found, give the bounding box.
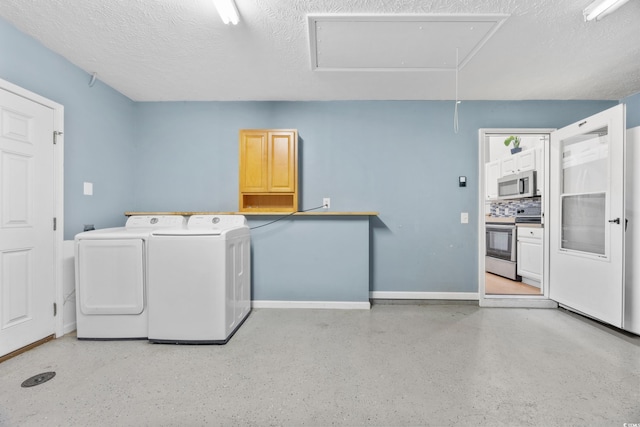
[485,216,516,224]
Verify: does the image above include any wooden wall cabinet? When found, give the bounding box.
[239,129,298,212]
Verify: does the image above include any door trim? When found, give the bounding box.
[0,78,65,338]
[477,128,555,307]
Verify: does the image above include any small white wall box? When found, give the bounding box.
[83,182,93,195]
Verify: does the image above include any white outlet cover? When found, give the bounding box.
[83,182,93,196]
[461,212,469,224]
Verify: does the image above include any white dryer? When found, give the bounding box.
[74,215,187,339]
[148,214,251,344]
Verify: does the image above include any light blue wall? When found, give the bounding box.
[622,91,640,128]
[249,216,370,302]
[0,17,136,240]
[131,102,275,211]
[134,100,616,295]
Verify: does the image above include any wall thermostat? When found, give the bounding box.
[459,176,467,187]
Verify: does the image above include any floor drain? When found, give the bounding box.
[21,372,56,388]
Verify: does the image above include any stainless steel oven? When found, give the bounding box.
[485,222,520,280]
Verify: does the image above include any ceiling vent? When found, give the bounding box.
[308,14,509,71]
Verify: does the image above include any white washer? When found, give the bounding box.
[148,214,251,344]
[74,215,187,339]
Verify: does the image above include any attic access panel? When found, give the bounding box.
[308,14,508,71]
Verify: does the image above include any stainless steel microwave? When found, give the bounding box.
[498,170,537,199]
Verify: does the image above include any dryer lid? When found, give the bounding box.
[152,229,222,236]
[126,215,187,229]
[188,215,247,230]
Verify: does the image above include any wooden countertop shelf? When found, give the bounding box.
[485,216,516,224]
[125,211,378,217]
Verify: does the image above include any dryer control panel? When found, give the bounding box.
[188,215,247,230]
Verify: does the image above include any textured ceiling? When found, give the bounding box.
[1,0,639,101]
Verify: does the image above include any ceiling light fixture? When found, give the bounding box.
[583,0,630,21]
[213,0,239,25]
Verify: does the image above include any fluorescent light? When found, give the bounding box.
[583,0,630,21]
[213,0,239,25]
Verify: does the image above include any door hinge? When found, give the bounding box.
[53,131,63,144]
[53,302,57,317]
[53,217,57,231]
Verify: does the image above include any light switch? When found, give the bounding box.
[83,182,93,196]
[459,176,467,187]
[461,212,469,224]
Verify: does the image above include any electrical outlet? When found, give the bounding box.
[323,197,330,209]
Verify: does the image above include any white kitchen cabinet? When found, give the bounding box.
[501,148,536,177]
[517,226,543,283]
[485,159,500,200]
[517,149,536,172]
[501,156,517,176]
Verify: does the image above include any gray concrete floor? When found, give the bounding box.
[0,304,639,426]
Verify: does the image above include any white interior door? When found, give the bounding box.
[0,88,55,356]
[549,104,625,327]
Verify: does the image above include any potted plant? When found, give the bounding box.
[504,135,522,154]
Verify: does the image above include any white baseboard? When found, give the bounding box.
[252,300,371,310]
[369,291,479,300]
[63,322,76,335]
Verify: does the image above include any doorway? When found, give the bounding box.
[478,128,557,308]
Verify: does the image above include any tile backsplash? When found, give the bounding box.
[490,198,541,217]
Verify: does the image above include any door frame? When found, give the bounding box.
[0,77,65,337]
[477,128,557,308]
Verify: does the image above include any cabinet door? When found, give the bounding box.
[517,239,542,281]
[501,156,517,176]
[240,131,268,192]
[517,149,536,172]
[485,160,500,200]
[268,130,296,192]
[517,227,543,281]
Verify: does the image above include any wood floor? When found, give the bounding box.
[485,272,542,295]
